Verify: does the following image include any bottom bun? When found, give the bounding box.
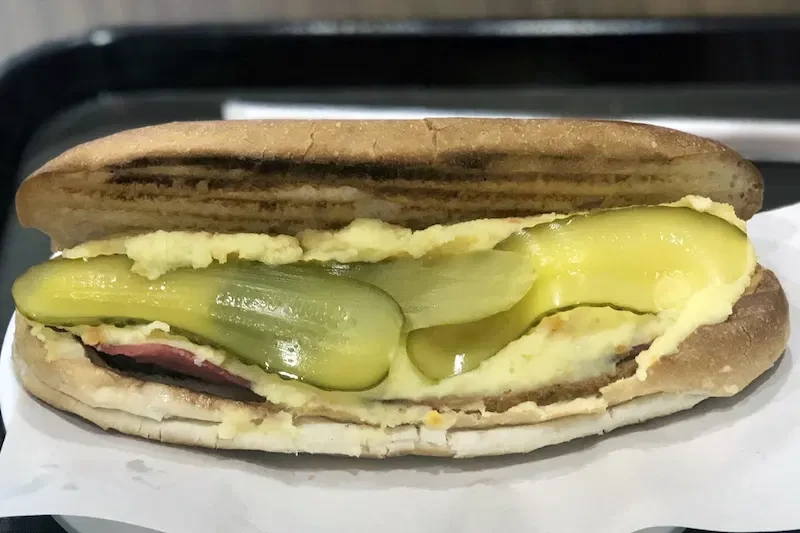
[15,351,707,458]
[11,269,789,458]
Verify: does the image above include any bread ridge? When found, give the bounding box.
[16,118,764,250]
[11,268,789,457]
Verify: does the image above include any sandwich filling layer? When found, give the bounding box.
[13,196,757,428]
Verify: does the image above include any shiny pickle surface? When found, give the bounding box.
[12,256,404,390]
[314,250,535,330]
[408,206,753,380]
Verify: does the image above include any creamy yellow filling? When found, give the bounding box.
[34,195,756,428]
[63,195,744,278]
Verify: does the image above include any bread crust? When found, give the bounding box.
[12,269,789,457]
[16,118,764,250]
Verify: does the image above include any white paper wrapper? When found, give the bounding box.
[1,107,799,532]
[0,203,798,533]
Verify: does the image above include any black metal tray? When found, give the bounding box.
[2,18,800,533]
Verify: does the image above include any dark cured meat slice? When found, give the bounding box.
[87,345,266,404]
[96,343,251,388]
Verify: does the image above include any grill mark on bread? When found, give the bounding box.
[32,204,512,232]
[53,167,746,217]
[38,189,684,218]
[58,174,703,210]
[96,191,616,210]
[105,170,679,191]
[107,175,175,188]
[112,158,448,182]
[109,152,680,173]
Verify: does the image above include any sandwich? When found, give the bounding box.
[10,118,790,458]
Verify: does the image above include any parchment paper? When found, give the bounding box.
[1,112,799,533]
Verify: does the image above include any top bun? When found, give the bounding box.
[16,118,763,250]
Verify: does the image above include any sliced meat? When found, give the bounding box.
[96,343,250,388]
[87,344,266,404]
